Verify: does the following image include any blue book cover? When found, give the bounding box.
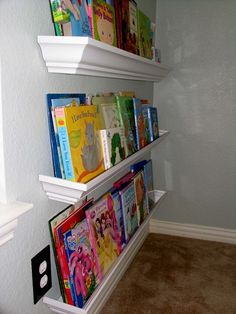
[111,189,126,249]
[142,106,151,144]
[46,93,86,178]
[147,106,159,142]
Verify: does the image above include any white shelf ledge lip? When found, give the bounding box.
[43,189,167,314]
[39,130,169,204]
[0,201,33,247]
[37,36,171,81]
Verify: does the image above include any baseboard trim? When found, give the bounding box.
[149,219,236,244]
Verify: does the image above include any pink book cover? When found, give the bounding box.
[86,194,120,280]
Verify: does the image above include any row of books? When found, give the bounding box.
[47,92,159,183]
[49,0,159,61]
[49,159,154,308]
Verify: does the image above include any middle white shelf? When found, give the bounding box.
[39,130,169,204]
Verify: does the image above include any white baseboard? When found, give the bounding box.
[149,219,236,244]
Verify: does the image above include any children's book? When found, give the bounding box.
[99,127,126,170]
[114,0,123,49]
[53,199,93,305]
[55,104,104,183]
[113,171,135,190]
[128,0,138,54]
[133,170,148,224]
[118,91,136,97]
[63,219,98,308]
[133,98,148,150]
[143,160,154,211]
[137,9,153,59]
[142,106,152,144]
[86,194,120,279]
[147,106,159,141]
[46,93,86,179]
[91,0,117,47]
[99,103,120,129]
[49,0,70,24]
[119,180,138,242]
[115,96,137,156]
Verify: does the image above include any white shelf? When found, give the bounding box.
[37,36,170,81]
[43,189,167,314]
[0,201,33,247]
[39,130,169,204]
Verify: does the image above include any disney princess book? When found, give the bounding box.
[55,104,104,183]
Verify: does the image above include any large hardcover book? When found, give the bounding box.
[91,0,117,47]
[133,98,148,150]
[115,96,137,156]
[46,94,86,179]
[119,180,138,242]
[137,9,152,59]
[86,194,120,279]
[99,127,126,170]
[55,104,104,182]
[63,219,99,308]
[133,170,148,224]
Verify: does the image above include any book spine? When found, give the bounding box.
[55,107,75,181]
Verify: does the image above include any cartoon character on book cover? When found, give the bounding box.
[133,170,148,224]
[133,98,148,149]
[86,195,120,279]
[64,220,98,308]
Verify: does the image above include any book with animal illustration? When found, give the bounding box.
[133,170,148,225]
[46,93,86,179]
[55,104,104,183]
[63,219,99,308]
[115,95,137,156]
[119,180,138,242]
[133,98,148,150]
[86,194,120,279]
[137,8,152,59]
[91,0,117,47]
[99,127,126,170]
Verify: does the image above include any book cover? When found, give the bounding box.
[49,0,70,24]
[113,171,135,190]
[133,98,148,150]
[46,93,86,179]
[86,194,120,279]
[91,0,117,47]
[143,159,154,211]
[133,170,148,224]
[137,9,152,59]
[148,106,159,141]
[114,0,123,49]
[119,180,138,242]
[56,105,105,182]
[142,106,152,144]
[63,219,98,308]
[128,0,138,54]
[99,127,126,170]
[115,96,137,156]
[53,200,93,305]
[99,102,120,129]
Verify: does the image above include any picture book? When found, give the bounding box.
[46,93,86,179]
[147,106,159,141]
[143,159,154,211]
[111,189,126,250]
[115,96,137,156]
[53,199,93,305]
[133,170,148,224]
[55,104,105,183]
[137,9,153,59]
[86,194,120,279]
[119,180,138,242]
[49,0,70,24]
[114,0,122,49]
[133,98,148,149]
[120,0,136,54]
[118,90,136,97]
[99,127,126,170]
[91,0,117,47]
[63,219,98,308]
[128,0,138,54]
[142,106,152,144]
[99,103,120,129]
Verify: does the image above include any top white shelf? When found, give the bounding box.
[37,36,170,81]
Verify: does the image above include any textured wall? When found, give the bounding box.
[153,0,236,229]
[0,1,155,314]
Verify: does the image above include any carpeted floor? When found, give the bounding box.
[101,233,236,314]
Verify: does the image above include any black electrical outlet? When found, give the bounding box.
[31,245,52,304]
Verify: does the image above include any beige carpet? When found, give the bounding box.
[101,233,236,314]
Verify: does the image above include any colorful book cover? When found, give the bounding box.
[56,105,104,183]
[53,200,93,305]
[91,0,117,47]
[114,0,123,49]
[99,127,126,170]
[119,180,138,242]
[86,194,120,279]
[128,0,138,54]
[63,219,98,308]
[99,103,120,129]
[46,93,86,179]
[133,170,148,224]
[148,106,159,141]
[143,159,154,211]
[49,0,70,23]
[142,106,152,144]
[116,96,137,156]
[133,98,148,149]
[137,9,152,59]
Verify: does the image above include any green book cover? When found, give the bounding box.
[137,9,152,59]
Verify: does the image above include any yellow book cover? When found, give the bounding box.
[64,105,104,183]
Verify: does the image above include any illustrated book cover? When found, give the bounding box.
[63,219,98,308]
[143,159,154,211]
[55,104,104,183]
[46,93,86,179]
[142,106,152,145]
[119,180,138,242]
[137,8,152,59]
[99,127,126,170]
[86,194,120,280]
[99,102,120,129]
[133,170,148,224]
[146,106,159,141]
[115,95,137,156]
[133,98,148,150]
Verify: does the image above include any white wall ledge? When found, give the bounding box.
[0,201,33,246]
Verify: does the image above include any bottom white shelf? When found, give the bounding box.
[43,190,167,314]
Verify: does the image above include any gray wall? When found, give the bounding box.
[153,0,236,229]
